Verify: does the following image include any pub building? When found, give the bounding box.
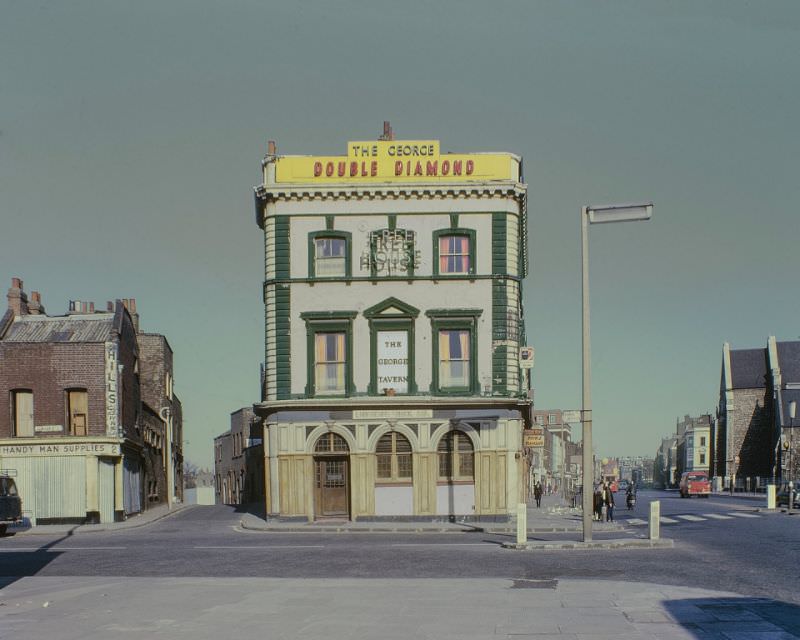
[253,124,532,521]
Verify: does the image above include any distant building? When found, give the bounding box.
[214,407,264,505]
[716,337,799,483]
[531,409,576,493]
[654,436,678,488]
[676,414,712,476]
[0,278,182,524]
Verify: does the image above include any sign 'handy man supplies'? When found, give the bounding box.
[273,139,520,184]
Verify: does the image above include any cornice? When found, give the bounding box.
[253,182,526,203]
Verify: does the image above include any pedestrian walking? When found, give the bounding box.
[533,481,542,508]
[604,482,615,522]
[593,485,603,521]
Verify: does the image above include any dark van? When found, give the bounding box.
[0,475,23,536]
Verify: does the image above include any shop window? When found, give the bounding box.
[426,309,481,395]
[302,311,357,397]
[67,389,88,436]
[433,228,476,276]
[309,231,351,278]
[11,390,34,437]
[376,432,412,482]
[437,431,474,481]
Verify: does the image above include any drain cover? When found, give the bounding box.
[511,579,558,589]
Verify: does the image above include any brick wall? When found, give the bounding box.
[728,387,773,477]
[0,342,106,437]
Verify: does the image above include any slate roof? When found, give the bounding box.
[729,348,768,389]
[777,341,800,384]
[1,314,114,343]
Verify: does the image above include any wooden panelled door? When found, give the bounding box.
[315,457,349,518]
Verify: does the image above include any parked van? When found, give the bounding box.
[679,471,711,498]
[0,474,23,536]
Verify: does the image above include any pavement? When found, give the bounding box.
[1,576,797,639]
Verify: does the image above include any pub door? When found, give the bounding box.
[314,457,350,518]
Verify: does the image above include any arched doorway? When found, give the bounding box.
[313,433,350,518]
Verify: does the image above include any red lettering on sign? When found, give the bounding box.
[360,161,368,176]
[453,160,463,175]
[350,161,358,177]
[371,161,378,177]
[395,161,403,176]
[337,161,346,177]
[314,162,323,177]
[426,161,438,176]
[414,161,423,176]
[441,160,450,175]
[326,162,334,177]
[466,160,474,175]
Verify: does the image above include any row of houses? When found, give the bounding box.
[654,337,799,490]
[0,278,182,524]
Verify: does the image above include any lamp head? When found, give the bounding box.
[586,202,653,224]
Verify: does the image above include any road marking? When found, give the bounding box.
[727,512,760,518]
[0,546,127,552]
[193,545,325,549]
[390,543,492,547]
[702,513,733,520]
[676,515,706,522]
[659,517,679,524]
[624,518,648,526]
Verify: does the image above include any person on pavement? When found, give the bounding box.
[604,482,615,522]
[593,485,603,521]
[534,481,542,508]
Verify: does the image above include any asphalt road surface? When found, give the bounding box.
[1,490,797,605]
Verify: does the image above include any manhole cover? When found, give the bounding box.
[511,579,558,589]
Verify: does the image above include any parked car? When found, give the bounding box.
[0,474,23,536]
[679,471,711,498]
[776,485,800,509]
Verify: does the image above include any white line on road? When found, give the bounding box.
[624,518,647,526]
[676,515,706,522]
[194,545,327,550]
[702,513,733,520]
[659,517,679,524]
[727,512,760,518]
[390,543,493,547]
[0,546,128,552]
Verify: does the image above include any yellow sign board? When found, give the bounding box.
[523,429,544,448]
[274,139,519,184]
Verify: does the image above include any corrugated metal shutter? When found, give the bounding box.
[123,456,142,515]
[33,457,86,520]
[99,459,115,523]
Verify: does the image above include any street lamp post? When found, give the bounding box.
[159,406,174,510]
[581,202,652,542]
[789,400,796,514]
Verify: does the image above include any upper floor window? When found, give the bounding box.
[439,329,471,389]
[11,390,34,437]
[700,436,706,446]
[376,432,412,481]
[426,308,481,395]
[548,414,557,425]
[302,311,357,397]
[433,228,476,276]
[535,415,544,425]
[66,389,88,436]
[309,231,352,278]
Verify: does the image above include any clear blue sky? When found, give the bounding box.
[2,1,798,467]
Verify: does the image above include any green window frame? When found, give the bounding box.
[301,311,357,397]
[308,230,352,279]
[364,297,420,396]
[425,309,482,395]
[433,228,476,277]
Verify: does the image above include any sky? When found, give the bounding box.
[2,1,798,468]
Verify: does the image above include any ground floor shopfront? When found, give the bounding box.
[256,400,529,522]
[0,438,146,525]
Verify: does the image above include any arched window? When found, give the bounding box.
[437,431,474,481]
[314,432,349,454]
[376,432,412,481]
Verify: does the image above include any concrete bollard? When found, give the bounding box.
[516,503,527,545]
[767,485,776,510]
[649,500,660,540]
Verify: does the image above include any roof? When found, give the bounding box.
[729,348,768,389]
[777,341,800,384]
[1,314,114,343]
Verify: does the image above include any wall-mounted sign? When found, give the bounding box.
[523,428,544,448]
[105,341,120,436]
[274,139,519,184]
[561,410,581,423]
[360,229,421,275]
[376,330,408,393]
[34,425,63,433]
[519,346,534,369]
[352,409,433,420]
[0,442,121,457]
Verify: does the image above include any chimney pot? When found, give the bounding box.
[11,277,22,289]
[8,278,29,315]
[31,291,40,302]
[267,140,276,155]
[107,301,113,312]
[89,302,95,313]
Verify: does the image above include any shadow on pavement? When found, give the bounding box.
[0,528,77,588]
[663,598,800,637]
[233,502,266,518]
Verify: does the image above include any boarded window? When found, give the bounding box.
[12,390,34,437]
[67,390,88,436]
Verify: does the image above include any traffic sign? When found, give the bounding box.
[562,410,581,423]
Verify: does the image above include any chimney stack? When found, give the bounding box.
[122,298,140,332]
[7,277,29,316]
[28,291,45,315]
[267,140,276,155]
[379,121,394,141]
[107,301,114,312]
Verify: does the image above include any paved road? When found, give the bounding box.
[1,490,796,604]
